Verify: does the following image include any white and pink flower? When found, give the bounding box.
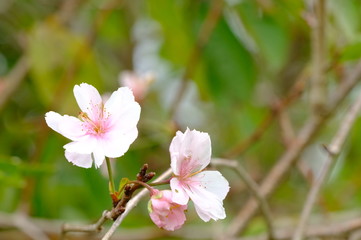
[169,128,230,222]
[45,83,141,168]
[148,189,187,231]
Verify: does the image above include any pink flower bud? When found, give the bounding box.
[119,71,154,102]
[148,189,187,231]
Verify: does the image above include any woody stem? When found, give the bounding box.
[129,180,155,194]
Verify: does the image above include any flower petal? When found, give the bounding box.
[73,83,102,117]
[169,128,211,177]
[182,171,229,221]
[45,111,86,141]
[92,147,105,168]
[104,87,141,132]
[184,182,226,222]
[65,151,93,168]
[190,171,230,201]
[102,126,138,158]
[149,190,187,231]
[170,178,189,205]
[63,139,96,154]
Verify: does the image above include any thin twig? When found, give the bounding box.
[102,168,173,240]
[170,0,224,118]
[226,61,361,238]
[310,0,327,114]
[61,164,155,238]
[292,90,361,240]
[0,56,28,112]
[212,158,275,240]
[61,210,111,239]
[278,105,314,184]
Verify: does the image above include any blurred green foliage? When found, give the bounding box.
[1,0,361,239]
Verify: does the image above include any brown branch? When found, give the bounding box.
[241,217,361,240]
[278,105,314,184]
[61,210,111,238]
[225,66,309,158]
[61,164,156,238]
[292,89,361,240]
[211,158,275,240]
[225,61,361,238]
[170,0,224,118]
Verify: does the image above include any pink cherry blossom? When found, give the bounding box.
[45,83,141,168]
[119,71,154,102]
[169,128,230,222]
[148,189,187,231]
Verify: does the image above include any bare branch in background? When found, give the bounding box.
[61,210,111,239]
[0,56,28,112]
[226,61,361,238]
[225,66,309,158]
[278,105,314,184]
[0,0,85,113]
[292,89,361,240]
[11,212,49,240]
[310,0,327,114]
[212,158,276,240]
[241,217,361,240]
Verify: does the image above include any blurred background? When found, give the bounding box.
[1,0,361,239]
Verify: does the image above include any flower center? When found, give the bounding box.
[79,104,110,137]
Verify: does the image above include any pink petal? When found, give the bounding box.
[190,171,230,201]
[170,178,189,205]
[45,111,86,141]
[169,128,211,177]
[149,190,187,231]
[104,87,141,132]
[65,151,93,168]
[169,131,185,175]
[185,183,226,222]
[73,83,102,117]
[183,171,229,221]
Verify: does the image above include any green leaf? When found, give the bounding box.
[147,0,193,66]
[118,177,129,193]
[236,1,289,72]
[203,17,256,106]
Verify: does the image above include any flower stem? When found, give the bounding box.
[148,178,172,186]
[129,180,155,194]
[106,157,115,194]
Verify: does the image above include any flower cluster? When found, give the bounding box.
[148,128,229,230]
[45,83,229,232]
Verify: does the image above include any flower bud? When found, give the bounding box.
[148,189,187,231]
